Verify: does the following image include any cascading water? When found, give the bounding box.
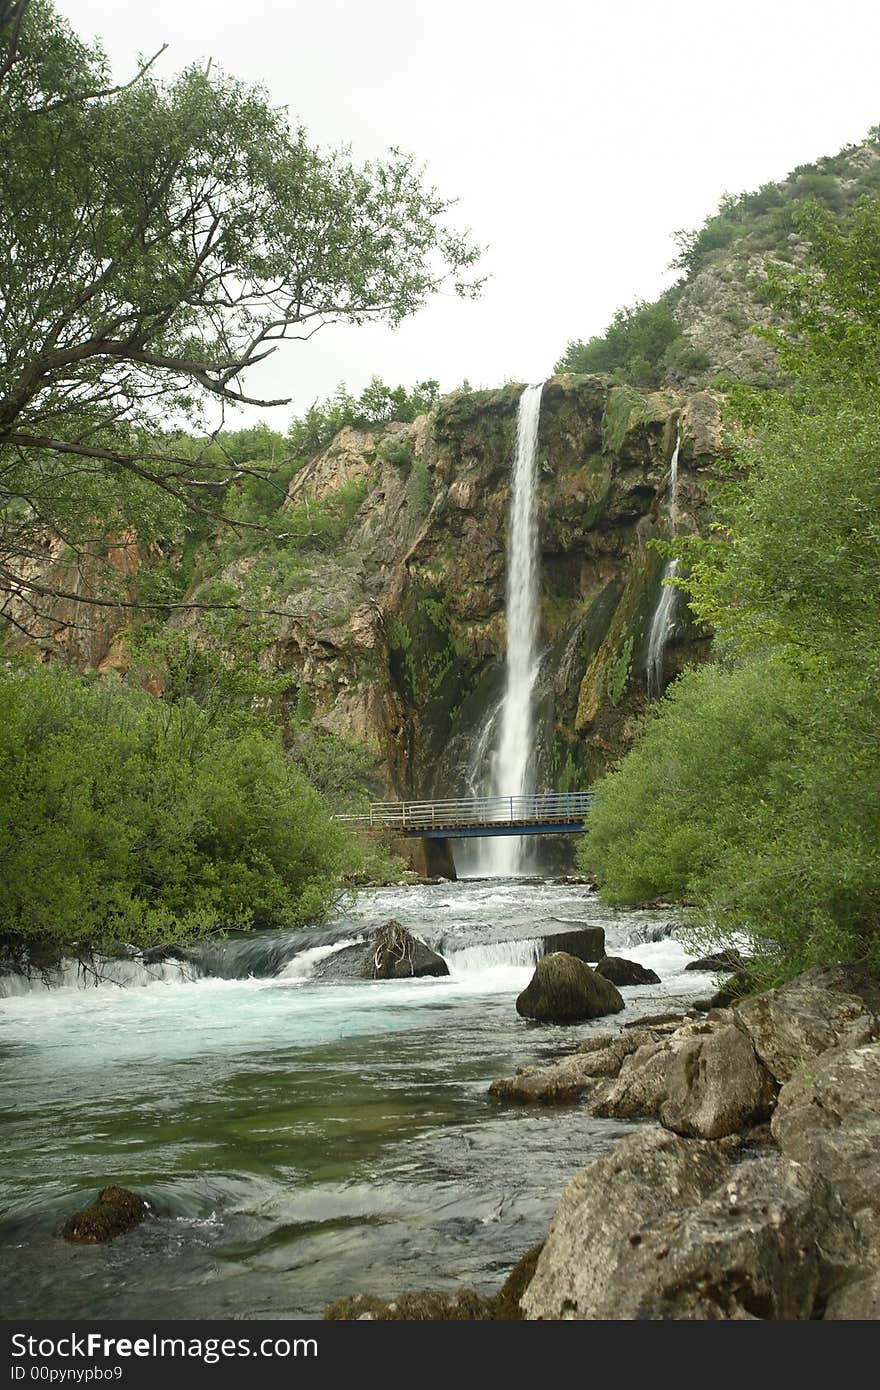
[474,383,544,875]
[646,424,681,700]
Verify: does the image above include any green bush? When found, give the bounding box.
[555,297,680,385]
[0,662,344,957]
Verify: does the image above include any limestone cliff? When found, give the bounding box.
[231,375,724,796]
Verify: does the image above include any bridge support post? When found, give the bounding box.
[394,836,457,882]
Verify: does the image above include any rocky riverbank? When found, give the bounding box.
[327,964,880,1320]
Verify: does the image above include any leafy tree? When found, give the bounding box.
[0,1,478,641]
[286,377,441,459]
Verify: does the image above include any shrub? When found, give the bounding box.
[0,662,344,957]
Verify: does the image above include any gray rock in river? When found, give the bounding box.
[659,1022,777,1140]
[595,955,660,986]
[516,952,624,1023]
[312,921,449,982]
[541,927,605,962]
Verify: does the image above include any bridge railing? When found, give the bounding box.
[333,791,594,829]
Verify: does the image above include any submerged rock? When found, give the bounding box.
[312,922,449,982]
[596,955,660,986]
[516,952,624,1023]
[62,1186,150,1244]
[325,1289,493,1321]
[325,1244,544,1320]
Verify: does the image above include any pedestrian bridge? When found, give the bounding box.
[334,792,594,839]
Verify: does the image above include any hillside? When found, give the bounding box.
[556,128,880,389]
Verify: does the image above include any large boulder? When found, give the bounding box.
[596,956,660,986]
[735,965,880,1083]
[823,1271,880,1320]
[659,1023,777,1140]
[521,1129,728,1319]
[367,921,449,979]
[516,952,624,1023]
[772,1041,880,1248]
[62,1186,150,1244]
[522,1129,851,1320]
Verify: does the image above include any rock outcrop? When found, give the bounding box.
[734,965,880,1083]
[515,952,624,1023]
[522,1132,849,1321]
[513,965,880,1320]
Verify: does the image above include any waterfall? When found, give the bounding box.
[474,382,544,875]
[646,425,681,700]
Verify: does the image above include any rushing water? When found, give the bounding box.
[646,425,682,700]
[0,881,705,1320]
[474,383,544,876]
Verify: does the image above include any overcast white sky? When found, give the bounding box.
[57,0,880,427]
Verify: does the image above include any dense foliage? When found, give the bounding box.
[555,295,709,386]
[580,196,880,983]
[0,661,346,958]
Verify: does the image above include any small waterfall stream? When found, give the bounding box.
[646,425,682,700]
[472,383,544,875]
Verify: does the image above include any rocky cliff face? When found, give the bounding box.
[12,375,724,801]
[251,374,724,797]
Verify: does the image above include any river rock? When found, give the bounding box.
[521,1129,729,1319]
[490,1024,684,1105]
[367,921,449,979]
[596,956,660,986]
[516,952,624,1023]
[325,1289,493,1320]
[735,965,880,1083]
[592,1015,725,1120]
[772,1041,880,1248]
[522,1129,849,1320]
[541,927,605,963]
[685,949,749,974]
[141,944,190,965]
[62,1186,150,1244]
[659,1022,777,1139]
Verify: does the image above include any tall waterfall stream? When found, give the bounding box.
[646,425,682,700]
[471,383,544,875]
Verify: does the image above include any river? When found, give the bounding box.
[0,880,706,1319]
